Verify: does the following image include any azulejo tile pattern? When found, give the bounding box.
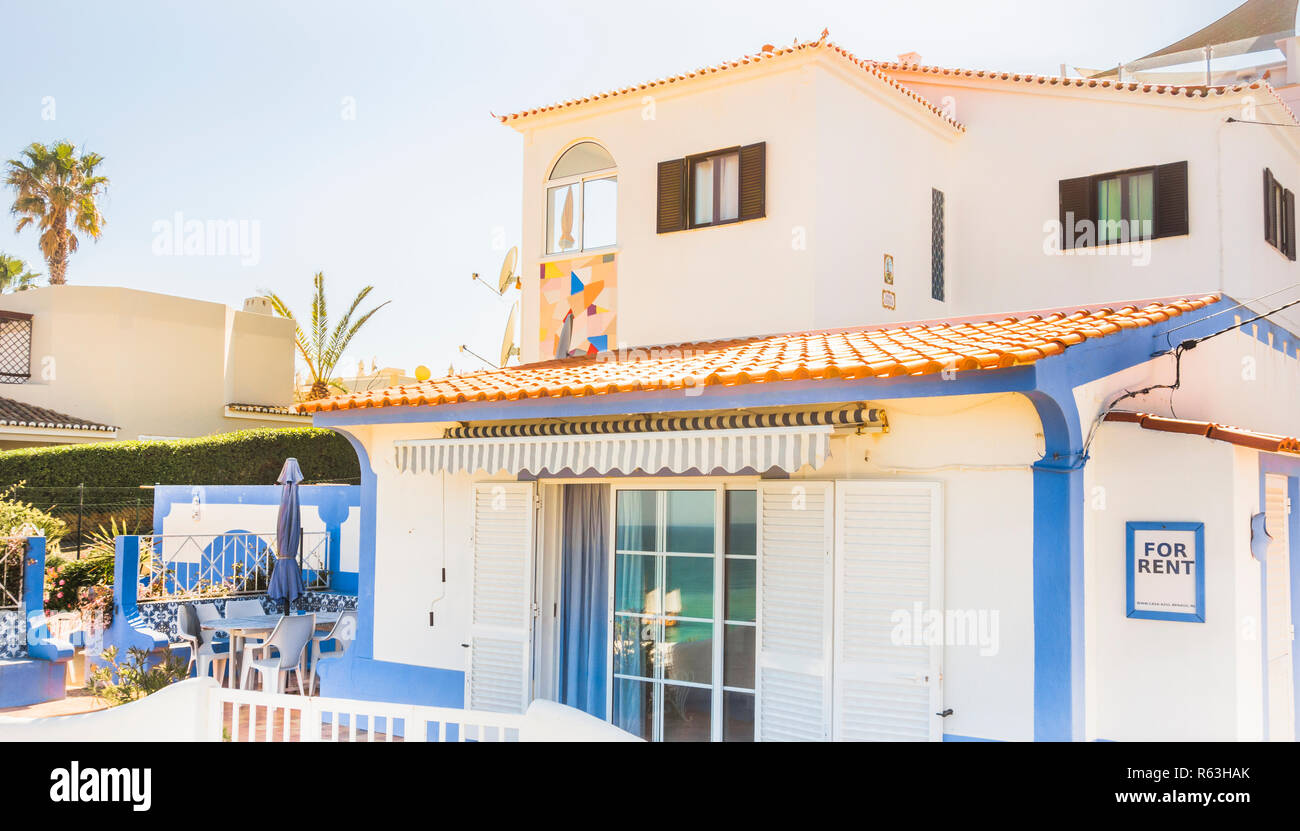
[298,295,1220,414]
[136,592,359,643]
[0,609,24,659]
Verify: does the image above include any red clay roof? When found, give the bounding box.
[298,295,1219,414]
[1104,411,1300,456]
[494,36,966,133]
[879,61,1300,125]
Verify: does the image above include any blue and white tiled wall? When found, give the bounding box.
[136,592,359,643]
[0,608,23,659]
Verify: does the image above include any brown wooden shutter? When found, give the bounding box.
[1286,188,1296,261]
[738,142,766,222]
[1264,168,1277,247]
[656,159,687,234]
[1153,161,1189,239]
[1059,176,1092,250]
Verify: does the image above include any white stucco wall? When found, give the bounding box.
[0,285,296,440]
[1084,424,1262,741]
[348,391,1042,741]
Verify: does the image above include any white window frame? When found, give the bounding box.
[544,151,618,258]
[601,477,757,742]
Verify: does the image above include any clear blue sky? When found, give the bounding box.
[0,0,1256,376]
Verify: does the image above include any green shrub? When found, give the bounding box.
[0,427,357,488]
[45,549,114,612]
[0,484,68,543]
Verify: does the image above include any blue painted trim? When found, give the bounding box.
[96,536,169,672]
[316,655,465,710]
[0,658,67,708]
[942,733,1002,742]
[332,431,377,661]
[1124,521,1206,623]
[23,537,72,662]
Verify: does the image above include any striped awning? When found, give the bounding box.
[395,425,836,477]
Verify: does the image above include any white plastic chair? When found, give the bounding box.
[181,604,229,683]
[241,614,315,694]
[309,611,356,694]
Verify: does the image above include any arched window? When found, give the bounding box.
[546,141,617,255]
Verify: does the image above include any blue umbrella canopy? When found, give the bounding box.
[268,457,305,611]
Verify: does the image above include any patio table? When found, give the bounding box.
[200,612,340,689]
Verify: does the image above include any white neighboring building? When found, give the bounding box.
[300,27,1300,742]
[0,286,309,449]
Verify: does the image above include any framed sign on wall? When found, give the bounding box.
[1125,521,1205,622]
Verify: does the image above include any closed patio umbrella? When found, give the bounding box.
[268,457,305,617]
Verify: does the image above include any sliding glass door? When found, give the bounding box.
[610,486,756,742]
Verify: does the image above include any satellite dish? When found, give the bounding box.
[554,310,573,360]
[498,246,518,294]
[500,302,520,367]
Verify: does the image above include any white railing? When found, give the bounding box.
[138,532,330,601]
[210,686,525,742]
[0,678,642,742]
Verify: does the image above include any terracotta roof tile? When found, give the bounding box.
[877,61,1300,126]
[0,396,116,432]
[1105,411,1300,456]
[299,295,1219,415]
[494,36,966,133]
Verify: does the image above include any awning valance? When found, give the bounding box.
[395,425,837,477]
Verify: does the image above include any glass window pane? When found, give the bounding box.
[612,677,654,740]
[616,490,657,551]
[724,624,755,689]
[582,176,617,249]
[665,555,713,619]
[614,554,658,614]
[613,616,656,678]
[1097,176,1121,244]
[725,558,755,622]
[546,184,579,254]
[724,691,755,742]
[693,158,714,225]
[1127,172,1153,238]
[550,141,615,179]
[662,684,711,742]
[666,490,715,553]
[726,490,756,556]
[718,152,740,221]
[662,620,713,685]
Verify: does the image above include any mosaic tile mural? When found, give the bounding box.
[0,608,24,659]
[539,252,617,358]
[135,592,358,644]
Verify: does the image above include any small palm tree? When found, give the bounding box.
[265,272,389,400]
[0,253,41,293]
[4,141,109,285]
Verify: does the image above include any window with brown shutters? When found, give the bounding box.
[1264,168,1296,261]
[656,142,765,233]
[1057,161,1188,249]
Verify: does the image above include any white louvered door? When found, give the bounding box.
[1265,475,1295,741]
[755,482,834,741]
[467,481,536,714]
[834,481,943,741]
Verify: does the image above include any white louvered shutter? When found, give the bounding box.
[467,481,536,713]
[834,481,943,741]
[756,481,834,741]
[1265,475,1295,741]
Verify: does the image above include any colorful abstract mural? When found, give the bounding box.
[540,252,617,358]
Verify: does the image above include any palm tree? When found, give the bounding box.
[0,253,41,293]
[4,141,109,285]
[265,272,390,400]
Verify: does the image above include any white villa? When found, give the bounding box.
[284,17,1300,743]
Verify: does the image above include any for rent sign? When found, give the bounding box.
[1126,522,1206,622]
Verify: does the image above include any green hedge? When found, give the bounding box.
[0,428,359,488]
